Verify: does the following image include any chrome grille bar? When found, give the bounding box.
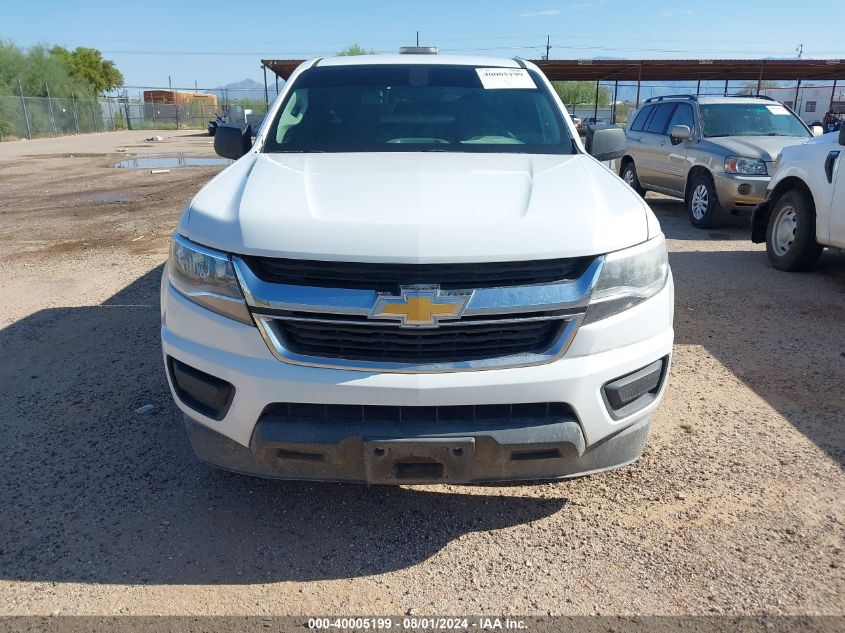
[233,256,604,315]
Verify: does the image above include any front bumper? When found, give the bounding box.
[161,274,674,483]
[713,172,770,212]
[183,409,653,484]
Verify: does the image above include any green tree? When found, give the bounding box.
[551,81,611,108]
[336,43,375,56]
[0,42,85,97]
[51,46,123,93]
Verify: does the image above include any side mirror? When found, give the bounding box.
[586,124,626,162]
[811,125,824,137]
[670,124,691,142]
[214,124,253,160]
[839,126,845,146]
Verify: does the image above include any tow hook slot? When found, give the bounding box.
[363,438,475,484]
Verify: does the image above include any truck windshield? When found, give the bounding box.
[262,64,574,154]
[699,103,811,138]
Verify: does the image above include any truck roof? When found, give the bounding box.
[644,94,783,106]
[312,54,528,70]
[696,96,781,105]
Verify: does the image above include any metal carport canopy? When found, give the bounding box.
[262,58,845,82]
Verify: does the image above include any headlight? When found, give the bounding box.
[724,156,768,176]
[583,235,669,324]
[168,233,252,324]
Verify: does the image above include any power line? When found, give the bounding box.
[98,44,845,57]
[15,33,845,47]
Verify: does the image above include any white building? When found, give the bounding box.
[760,84,845,124]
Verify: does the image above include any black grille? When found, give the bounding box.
[262,401,573,423]
[243,256,591,292]
[274,318,565,363]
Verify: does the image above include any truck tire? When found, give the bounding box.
[765,189,823,271]
[687,172,723,229]
[620,161,646,197]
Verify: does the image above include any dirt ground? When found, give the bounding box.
[0,130,843,618]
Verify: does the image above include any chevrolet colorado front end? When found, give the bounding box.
[160,54,674,484]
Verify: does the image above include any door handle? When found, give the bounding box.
[825,150,841,184]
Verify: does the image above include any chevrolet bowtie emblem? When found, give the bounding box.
[370,286,471,327]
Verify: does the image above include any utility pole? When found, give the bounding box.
[169,75,180,129]
[544,35,551,60]
[416,30,420,47]
[18,78,32,139]
[122,89,132,131]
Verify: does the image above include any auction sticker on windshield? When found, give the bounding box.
[766,105,791,115]
[476,68,536,89]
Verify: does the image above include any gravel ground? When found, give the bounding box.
[0,131,843,617]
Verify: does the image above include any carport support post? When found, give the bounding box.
[18,78,31,140]
[263,65,269,106]
[612,80,618,124]
[794,79,801,111]
[830,80,838,114]
[723,80,729,96]
[593,80,600,118]
[45,82,58,137]
[635,64,642,108]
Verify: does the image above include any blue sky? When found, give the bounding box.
[3,0,844,90]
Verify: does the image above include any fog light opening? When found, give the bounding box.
[602,357,668,420]
[167,356,235,421]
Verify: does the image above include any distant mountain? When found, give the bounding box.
[212,78,278,102]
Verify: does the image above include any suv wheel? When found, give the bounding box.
[687,173,723,228]
[620,161,646,197]
[765,189,823,271]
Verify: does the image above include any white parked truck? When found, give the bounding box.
[160,53,675,484]
[751,127,845,270]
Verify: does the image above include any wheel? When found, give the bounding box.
[687,172,723,228]
[620,161,646,197]
[765,189,823,271]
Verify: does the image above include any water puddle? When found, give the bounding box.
[86,191,138,204]
[113,153,232,169]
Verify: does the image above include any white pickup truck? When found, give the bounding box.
[752,127,845,270]
[160,53,674,484]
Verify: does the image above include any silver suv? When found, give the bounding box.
[620,95,814,228]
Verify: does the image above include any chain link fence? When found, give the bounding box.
[0,94,271,141]
[0,95,111,141]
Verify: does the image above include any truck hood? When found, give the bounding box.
[700,135,810,162]
[179,152,651,262]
